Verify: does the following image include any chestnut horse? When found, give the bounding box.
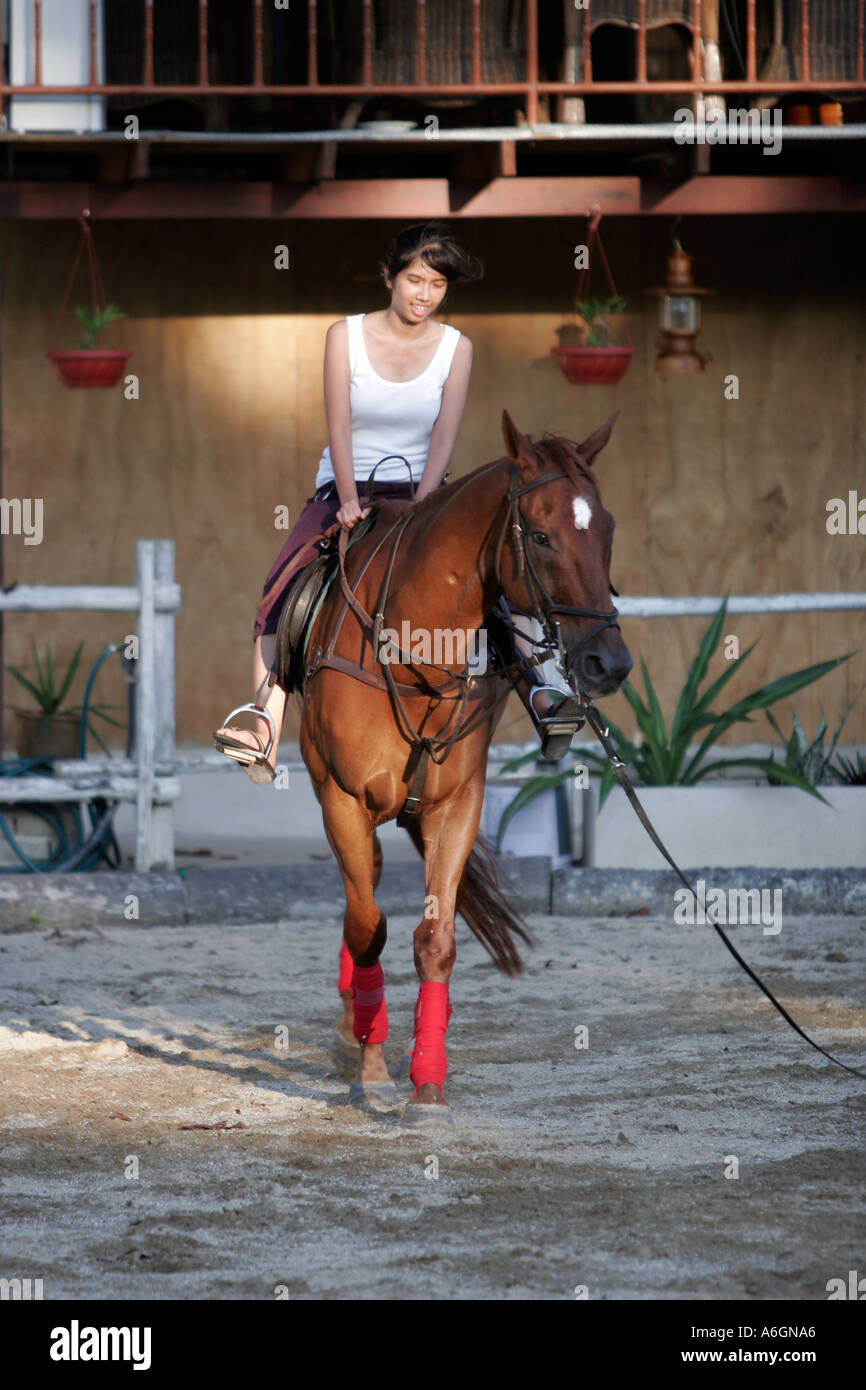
[299,410,632,1125]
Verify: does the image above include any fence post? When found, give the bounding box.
[135,539,156,872]
[152,539,176,869]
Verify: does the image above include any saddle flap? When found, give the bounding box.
[274,510,379,694]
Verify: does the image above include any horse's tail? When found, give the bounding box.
[455,832,532,976]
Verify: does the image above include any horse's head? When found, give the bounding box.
[498,409,632,700]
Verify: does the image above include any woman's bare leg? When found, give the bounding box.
[215,633,287,771]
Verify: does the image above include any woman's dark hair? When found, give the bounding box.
[379,223,484,305]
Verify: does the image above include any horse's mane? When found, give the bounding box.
[408,429,601,515]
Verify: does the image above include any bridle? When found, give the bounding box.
[494,465,622,689]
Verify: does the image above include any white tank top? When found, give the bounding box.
[315,313,461,489]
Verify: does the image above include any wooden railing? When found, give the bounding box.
[1,1,863,130]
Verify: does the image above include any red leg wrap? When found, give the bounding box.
[337,940,354,994]
[352,962,388,1045]
[409,981,451,1090]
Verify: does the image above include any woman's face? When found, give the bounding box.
[386,255,449,324]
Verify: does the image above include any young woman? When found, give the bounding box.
[213,222,583,780]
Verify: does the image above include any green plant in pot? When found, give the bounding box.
[578,294,628,347]
[8,639,123,760]
[829,750,866,785]
[552,295,634,384]
[765,686,864,789]
[72,303,125,349]
[47,302,130,390]
[555,296,629,347]
[493,597,855,848]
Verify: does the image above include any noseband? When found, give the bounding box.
[496,465,622,684]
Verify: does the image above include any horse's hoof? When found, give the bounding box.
[395,1043,414,1081]
[348,1080,400,1111]
[330,1029,360,1077]
[402,1100,455,1129]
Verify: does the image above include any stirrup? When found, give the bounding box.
[528,686,586,761]
[216,702,276,763]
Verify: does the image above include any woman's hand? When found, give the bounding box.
[337,496,370,529]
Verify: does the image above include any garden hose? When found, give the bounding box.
[0,642,136,874]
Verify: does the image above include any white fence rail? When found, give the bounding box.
[0,538,179,871]
[613,593,866,618]
[1,574,862,869]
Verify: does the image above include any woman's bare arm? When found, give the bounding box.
[323,320,369,526]
[414,335,474,502]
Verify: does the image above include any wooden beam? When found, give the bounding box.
[0,177,862,218]
[280,141,337,181]
[641,176,866,214]
[451,140,517,181]
[0,178,639,218]
[98,139,152,183]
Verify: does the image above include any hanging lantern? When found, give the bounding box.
[644,239,712,374]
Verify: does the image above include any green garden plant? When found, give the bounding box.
[493,597,855,848]
[829,751,866,786]
[72,302,125,349]
[765,685,863,788]
[576,294,627,347]
[8,638,123,753]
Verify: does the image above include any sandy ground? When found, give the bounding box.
[1,909,864,1301]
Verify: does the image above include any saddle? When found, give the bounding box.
[273,511,378,694]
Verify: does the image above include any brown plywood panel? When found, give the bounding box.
[1,215,864,763]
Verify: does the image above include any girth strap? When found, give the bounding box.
[396,737,433,828]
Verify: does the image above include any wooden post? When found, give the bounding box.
[701,0,726,120]
[525,0,538,123]
[135,540,156,871]
[559,0,585,125]
[152,540,176,869]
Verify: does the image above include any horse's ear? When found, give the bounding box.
[501,410,534,466]
[577,412,619,467]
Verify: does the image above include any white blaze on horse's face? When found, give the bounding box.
[572,496,593,531]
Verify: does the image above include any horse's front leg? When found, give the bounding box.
[334,830,383,1059]
[404,776,485,1127]
[319,780,397,1109]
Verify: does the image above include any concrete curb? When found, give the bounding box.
[554,866,866,918]
[1,860,864,931]
[0,855,553,930]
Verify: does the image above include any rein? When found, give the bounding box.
[581,701,866,1081]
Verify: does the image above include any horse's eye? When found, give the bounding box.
[530,531,550,547]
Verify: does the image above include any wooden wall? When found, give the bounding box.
[2,213,864,757]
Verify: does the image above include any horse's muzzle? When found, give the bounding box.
[570,630,633,698]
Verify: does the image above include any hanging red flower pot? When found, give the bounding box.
[46,210,132,390]
[552,344,635,385]
[552,210,634,386]
[48,349,130,389]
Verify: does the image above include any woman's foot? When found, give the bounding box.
[213,703,278,784]
[527,685,587,761]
